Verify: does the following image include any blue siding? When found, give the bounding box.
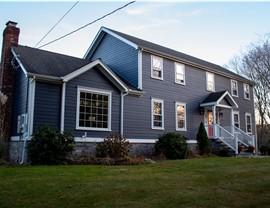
[65,66,121,137]
[122,52,255,140]
[33,82,61,130]
[90,34,138,88]
[11,69,28,136]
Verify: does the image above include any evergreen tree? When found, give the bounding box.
[196,122,211,155]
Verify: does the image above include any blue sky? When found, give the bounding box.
[0,1,269,66]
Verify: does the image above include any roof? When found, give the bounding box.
[200,90,238,108]
[85,27,253,85]
[12,45,91,77]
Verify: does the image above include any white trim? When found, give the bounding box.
[243,83,251,100]
[60,82,66,132]
[138,50,142,89]
[29,78,36,135]
[245,112,252,134]
[76,87,112,131]
[175,102,187,131]
[120,92,128,135]
[151,55,163,80]
[74,137,197,144]
[174,62,185,85]
[231,79,238,97]
[216,91,238,108]
[84,27,138,59]
[206,72,215,92]
[151,98,164,130]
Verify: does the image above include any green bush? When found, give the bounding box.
[96,132,130,158]
[196,122,211,155]
[28,126,75,165]
[260,145,270,155]
[154,132,188,159]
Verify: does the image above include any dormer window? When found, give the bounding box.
[243,84,250,100]
[151,55,163,80]
[175,63,185,85]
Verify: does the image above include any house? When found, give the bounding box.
[0,21,256,163]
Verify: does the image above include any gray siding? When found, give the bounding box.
[11,69,28,136]
[33,82,61,130]
[90,34,138,88]
[65,66,121,137]
[123,51,255,140]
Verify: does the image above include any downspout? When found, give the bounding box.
[120,91,128,135]
[60,81,66,133]
[20,76,35,164]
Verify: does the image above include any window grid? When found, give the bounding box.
[231,80,238,97]
[175,63,185,85]
[176,102,186,131]
[151,98,164,130]
[206,72,215,91]
[245,113,252,134]
[151,55,163,79]
[233,112,240,128]
[244,84,250,100]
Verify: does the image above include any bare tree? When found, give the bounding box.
[225,33,270,147]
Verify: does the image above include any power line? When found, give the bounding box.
[37,1,136,49]
[35,1,79,48]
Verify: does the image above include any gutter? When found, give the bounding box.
[120,91,129,135]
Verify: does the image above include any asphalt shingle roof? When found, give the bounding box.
[201,90,227,104]
[104,27,251,83]
[12,45,91,77]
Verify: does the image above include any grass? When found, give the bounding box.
[0,157,269,208]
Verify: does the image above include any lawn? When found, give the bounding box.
[0,157,269,208]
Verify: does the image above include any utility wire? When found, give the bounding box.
[35,1,79,48]
[37,1,135,49]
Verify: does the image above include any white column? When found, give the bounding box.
[212,105,216,138]
[230,108,234,135]
[60,82,66,133]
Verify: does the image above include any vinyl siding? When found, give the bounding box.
[90,33,138,88]
[11,69,28,136]
[65,66,121,137]
[123,51,255,140]
[33,82,61,130]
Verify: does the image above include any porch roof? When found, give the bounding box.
[200,90,238,108]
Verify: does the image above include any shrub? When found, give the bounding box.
[196,122,211,155]
[96,132,130,158]
[260,145,270,155]
[28,126,75,165]
[154,132,188,159]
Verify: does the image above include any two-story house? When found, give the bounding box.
[0,22,256,163]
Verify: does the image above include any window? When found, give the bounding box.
[243,84,250,100]
[175,63,185,85]
[151,98,164,130]
[231,80,238,97]
[245,113,252,134]
[175,102,186,131]
[151,55,163,79]
[233,111,240,128]
[76,87,111,131]
[206,72,215,91]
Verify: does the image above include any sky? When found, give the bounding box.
[0,1,270,67]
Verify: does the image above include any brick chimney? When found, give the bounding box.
[0,21,20,139]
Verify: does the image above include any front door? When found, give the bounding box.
[207,111,213,137]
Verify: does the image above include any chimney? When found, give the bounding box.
[0,21,20,139]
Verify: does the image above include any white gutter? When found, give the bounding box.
[60,82,66,133]
[120,91,128,135]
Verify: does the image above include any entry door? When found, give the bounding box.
[207,111,213,137]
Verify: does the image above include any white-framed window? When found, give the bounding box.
[233,111,240,129]
[175,62,185,85]
[245,113,252,134]
[206,72,215,91]
[151,98,164,130]
[175,102,186,131]
[76,87,111,131]
[231,80,238,97]
[243,83,250,100]
[151,55,163,80]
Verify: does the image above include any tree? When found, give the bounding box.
[225,33,270,147]
[0,91,8,162]
[196,122,211,155]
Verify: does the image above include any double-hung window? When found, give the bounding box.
[233,111,240,128]
[151,55,163,80]
[175,63,185,85]
[231,80,238,97]
[151,98,164,130]
[175,102,186,131]
[243,84,250,100]
[206,72,215,91]
[245,113,252,134]
[76,87,111,131]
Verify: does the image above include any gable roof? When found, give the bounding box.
[200,90,238,108]
[85,27,253,85]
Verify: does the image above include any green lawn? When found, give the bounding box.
[0,157,269,208]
